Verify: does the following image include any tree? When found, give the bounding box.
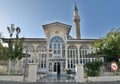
[0,43,3,59]
[94,28,120,62]
[7,37,24,74]
[8,38,24,60]
[2,46,9,61]
[7,24,24,74]
[0,40,9,65]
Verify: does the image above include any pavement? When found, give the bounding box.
[0,81,120,84]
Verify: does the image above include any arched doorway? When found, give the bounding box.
[54,62,61,75]
[57,62,60,75]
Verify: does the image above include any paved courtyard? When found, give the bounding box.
[0,81,120,84]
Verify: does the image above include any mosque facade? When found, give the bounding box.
[3,4,103,75]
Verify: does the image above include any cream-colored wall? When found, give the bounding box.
[23,41,95,59]
[44,24,70,41]
[66,43,95,49]
[23,42,47,58]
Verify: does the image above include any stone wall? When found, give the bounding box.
[0,76,23,81]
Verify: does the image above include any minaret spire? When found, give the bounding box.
[74,0,78,11]
[73,0,81,39]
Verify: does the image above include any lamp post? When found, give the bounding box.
[7,24,21,75]
[7,24,15,75]
[7,24,21,39]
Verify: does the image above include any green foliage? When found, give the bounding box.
[2,47,8,61]
[0,43,3,59]
[14,38,24,60]
[117,62,120,71]
[85,61,103,77]
[0,43,8,61]
[8,39,14,60]
[66,69,72,74]
[7,38,24,61]
[94,28,120,62]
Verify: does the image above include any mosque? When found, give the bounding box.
[2,4,103,75]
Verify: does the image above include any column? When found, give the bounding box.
[27,63,38,82]
[46,43,49,72]
[75,64,85,82]
[52,62,53,72]
[65,48,68,69]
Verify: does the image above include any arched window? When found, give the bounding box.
[37,45,47,68]
[36,45,46,52]
[67,45,78,68]
[49,36,65,58]
[80,45,89,56]
[50,36,64,42]
[80,45,89,49]
[68,45,78,58]
[24,44,35,52]
[79,45,89,64]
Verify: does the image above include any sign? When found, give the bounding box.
[111,62,118,71]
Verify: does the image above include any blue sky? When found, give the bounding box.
[0,0,120,39]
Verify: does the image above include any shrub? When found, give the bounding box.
[85,61,103,77]
[66,69,72,74]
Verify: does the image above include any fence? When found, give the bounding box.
[100,63,120,76]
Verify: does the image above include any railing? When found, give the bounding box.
[100,63,120,76]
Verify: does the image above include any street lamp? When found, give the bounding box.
[7,24,15,38]
[7,24,21,75]
[16,27,21,39]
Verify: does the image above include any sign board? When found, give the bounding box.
[111,62,118,71]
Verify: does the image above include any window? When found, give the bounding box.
[36,45,46,52]
[68,45,78,58]
[39,55,47,68]
[49,36,65,58]
[24,44,34,52]
[67,45,78,68]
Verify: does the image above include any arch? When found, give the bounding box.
[80,45,89,49]
[67,45,78,58]
[36,45,46,49]
[36,45,47,52]
[50,36,64,43]
[79,45,89,61]
[49,36,65,58]
[24,44,35,52]
[67,45,78,68]
[37,45,47,69]
[54,62,61,74]
[68,45,77,49]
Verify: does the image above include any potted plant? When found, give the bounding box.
[66,69,72,74]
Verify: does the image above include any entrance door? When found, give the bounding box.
[54,62,61,75]
[57,62,60,75]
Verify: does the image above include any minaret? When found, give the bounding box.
[73,2,81,39]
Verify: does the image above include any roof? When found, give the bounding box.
[43,22,71,37]
[67,39,99,43]
[2,38,99,43]
[42,22,72,28]
[2,38,47,42]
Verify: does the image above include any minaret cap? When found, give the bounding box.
[74,3,78,11]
